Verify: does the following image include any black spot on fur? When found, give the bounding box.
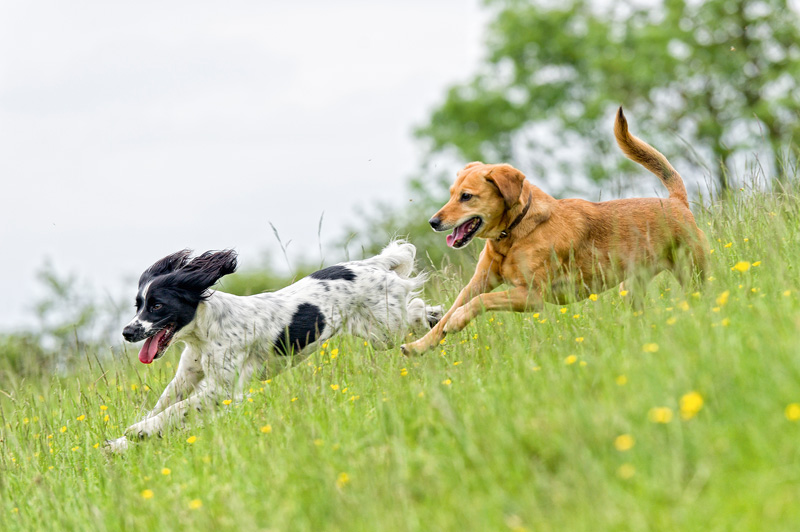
[273,303,326,356]
[309,265,356,281]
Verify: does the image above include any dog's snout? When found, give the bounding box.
[122,323,144,342]
[429,216,443,231]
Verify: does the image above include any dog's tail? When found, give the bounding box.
[374,239,418,279]
[614,107,688,207]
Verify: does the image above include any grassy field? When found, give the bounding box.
[2,187,800,531]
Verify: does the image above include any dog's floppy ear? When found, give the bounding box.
[139,249,193,287]
[176,250,238,298]
[485,165,525,208]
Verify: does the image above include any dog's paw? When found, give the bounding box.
[104,436,129,454]
[401,337,434,356]
[124,420,160,440]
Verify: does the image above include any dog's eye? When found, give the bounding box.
[460,192,473,202]
[151,303,163,311]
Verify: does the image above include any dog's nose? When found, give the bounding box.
[429,216,442,231]
[122,323,144,342]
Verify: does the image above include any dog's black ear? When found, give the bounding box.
[139,249,193,287]
[486,165,525,208]
[175,250,238,297]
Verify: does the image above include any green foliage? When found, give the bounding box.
[2,177,800,530]
[0,333,51,382]
[418,0,800,193]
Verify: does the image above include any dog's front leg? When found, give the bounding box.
[124,381,219,441]
[401,249,501,355]
[146,346,204,418]
[444,285,544,333]
[106,348,204,453]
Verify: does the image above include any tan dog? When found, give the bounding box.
[401,108,708,355]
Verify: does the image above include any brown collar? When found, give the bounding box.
[496,192,532,241]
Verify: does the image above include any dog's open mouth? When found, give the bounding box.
[446,217,482,248]
[138,324,176,364]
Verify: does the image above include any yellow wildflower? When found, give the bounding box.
[642,343,659,353]
[680,391,704,419]
[619,290,629,297]
[614,434,635,451]
[716,291,730,306]
[260,425,272,434]
[616,375,627,386]
[648,407,674,423]
[222,399,232,406]
[161,468,171,476]
[731,261,751,272]
[330,384,339,391]
[589,293,598,301]
[141,489,154,500]
[575,337,584,343]
[565,355,578,365]
[336,472,350,488]
[189,499,202,510]
[785,404,800,421]
[186,436,197,444]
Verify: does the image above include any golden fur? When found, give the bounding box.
[401,108,708,355]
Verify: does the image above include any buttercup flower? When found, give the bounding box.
[785,403,800,421]
[648,407,674,423]
[731,261,751,272]
[614,434,635,451]
[680,391,704,419]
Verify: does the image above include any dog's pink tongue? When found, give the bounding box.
[446,223,469,248]
[138,329,166,364]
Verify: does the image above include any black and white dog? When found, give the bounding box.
[106,241,441,452]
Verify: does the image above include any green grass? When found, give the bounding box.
[3,188,800,531]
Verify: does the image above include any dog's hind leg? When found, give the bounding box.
[406,297,444,331]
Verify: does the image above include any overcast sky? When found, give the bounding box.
[0,1,487,330]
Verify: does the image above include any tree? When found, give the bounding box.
[417,0,800,194]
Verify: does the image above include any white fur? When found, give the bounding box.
[107,241,441,452]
